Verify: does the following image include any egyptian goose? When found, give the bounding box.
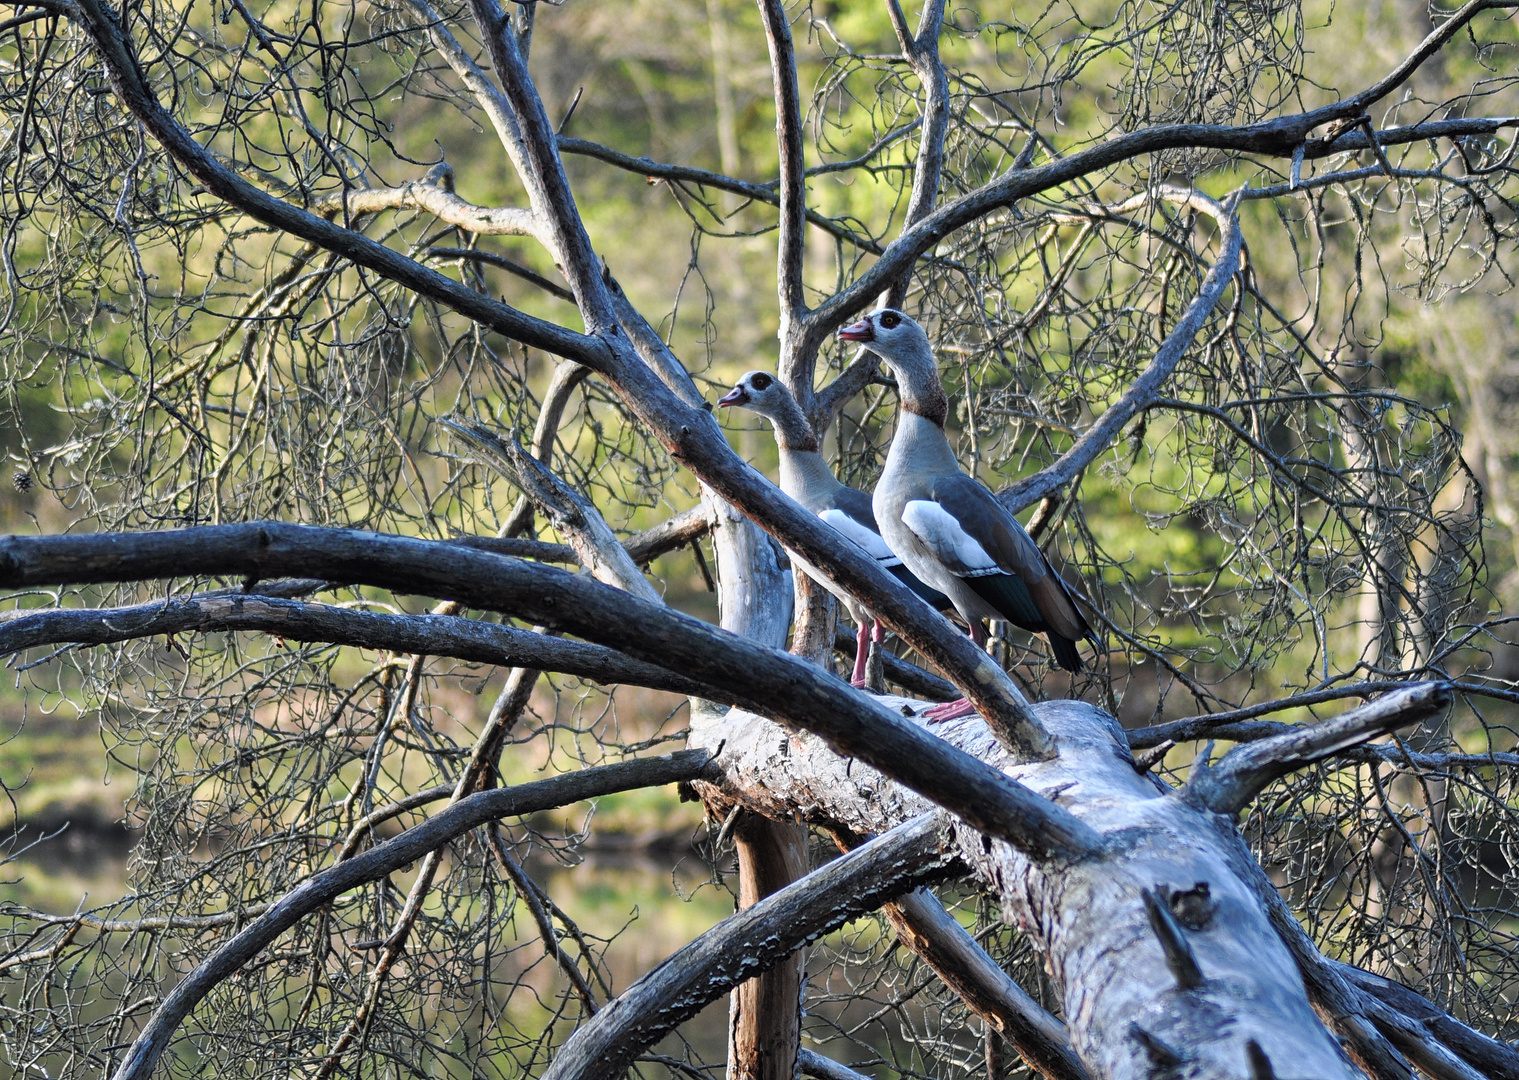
[718,370,949,687]
[839,308,1095,716]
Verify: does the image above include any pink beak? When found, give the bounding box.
[838,317,874,343]
[717,386,748,407]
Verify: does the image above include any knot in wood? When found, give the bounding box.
[1166,881,1213,931]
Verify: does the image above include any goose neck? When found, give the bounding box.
[778,445,847,505]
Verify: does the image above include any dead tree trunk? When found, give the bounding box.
[728,814,810,1080]
[689,689,1452,1080]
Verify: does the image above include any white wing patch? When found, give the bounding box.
[818,508,901,566]
[901,500,1000,577]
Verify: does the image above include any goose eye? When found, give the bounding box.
[880,311,901,329]
[751,373,773,390]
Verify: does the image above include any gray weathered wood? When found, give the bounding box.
[1183,682,1452,813]
[877,888,1087,1080]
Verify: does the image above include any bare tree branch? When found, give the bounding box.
[0,595,710,697]
[430,246,576,301]
[557,137,886,254]
[811,0,949,421]
[68,0,607,368]
[757,0,808,336]
[443,420,660,601]
[694,699,1367,1080]
[997,188,1242,514]
[876,888,1088,1080]
[624,505,715,566]
[1184,682,1453,814]
[885,0,948,307]
[463,0,619,329]
[796,1049,879,1080]
[313,166,539,237]
[1330,962,1519,1080]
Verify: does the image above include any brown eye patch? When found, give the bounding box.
[750,373,774,390]
[880,311,901,329]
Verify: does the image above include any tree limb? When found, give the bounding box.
[695,698,1365,1080]
[557,136,886,255]
[68,0,607,369]
[1183,682,1453,814]
[996,188,1242,515]
[464,0,618,330]
[446,535,578,564]
[313,168,539,237]
[429,246,576,302]
[624,505,714,565]
[811,0,950,421]
[442,419,660,601]
[0,524,1104,860]
[1329,961,1519,1080]
[0,595,710,698]
[756,0,808,330]
[877,888,1088,1080]
[885,0,948,307]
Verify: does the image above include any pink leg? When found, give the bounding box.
[923,697,977,723]
[871,622,886,644]
[924,620,984,722]
[849,619,872,687]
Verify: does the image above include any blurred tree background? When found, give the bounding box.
[0,0,1517,1075]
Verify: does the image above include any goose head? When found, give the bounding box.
[718,371,819,450]
[717,370,791,418]
[838,308,943,413]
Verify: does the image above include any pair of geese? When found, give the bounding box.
[717,308,1095,720]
